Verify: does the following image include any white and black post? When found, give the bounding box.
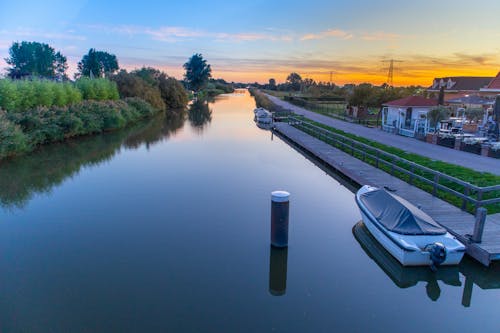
[271,191,290,247]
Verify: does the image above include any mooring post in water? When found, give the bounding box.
[471,207,487,243]
[271,191,290,247]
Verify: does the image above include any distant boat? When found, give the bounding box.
[355,185,465,267]
[254,107,273,124]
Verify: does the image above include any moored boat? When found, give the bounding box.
[355,185,465,267]
[254,107,273,124]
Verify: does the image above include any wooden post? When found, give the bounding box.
[433,174,439,196]
[409,165,414,185]
[461,187,470,211]
[471,207,487,243]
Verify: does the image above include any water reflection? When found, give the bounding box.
[353,221,500,306]
[188,99,212,131]
[269,246,288,296]
[0,111,185,209]
[353,222,461,301]
[459,256,500,307]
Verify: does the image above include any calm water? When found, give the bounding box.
[0,90,499,332]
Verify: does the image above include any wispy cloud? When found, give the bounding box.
[0,28,86,41]
[82,24,291,43]
[300,29,353,41]
[361,32,401,41]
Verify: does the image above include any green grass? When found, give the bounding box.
[294,118,500,214]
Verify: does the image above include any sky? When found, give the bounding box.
[1,0,500,86]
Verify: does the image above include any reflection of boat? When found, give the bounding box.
[254,108,273,124]
[355,185,465,267]
[353,221,460,301]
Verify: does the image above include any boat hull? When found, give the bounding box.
[356,186,465,266]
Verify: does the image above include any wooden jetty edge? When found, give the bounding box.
[273,122,500,266]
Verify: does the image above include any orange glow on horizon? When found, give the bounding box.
[116,61,500,87]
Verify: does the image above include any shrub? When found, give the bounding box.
[0,79,82,111]
[111,70,166,110]
[75,77,119,101]
[0,110,29,158]
[159,77,189,109]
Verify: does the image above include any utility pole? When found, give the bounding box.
[382,59,403,87]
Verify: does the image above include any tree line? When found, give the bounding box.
[257,72,425,107]
[3,41,230,97]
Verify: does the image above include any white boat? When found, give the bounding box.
[254,107,273,124]
[355,185,465,267]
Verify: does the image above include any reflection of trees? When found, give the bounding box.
[0,111,185,209]
[124,110,185,149]
[188,99,212,131]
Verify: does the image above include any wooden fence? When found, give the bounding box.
[288,116,500,213]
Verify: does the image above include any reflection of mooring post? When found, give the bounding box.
[269,246,288,296]
[461,277,474,307]
[271,191,290,247]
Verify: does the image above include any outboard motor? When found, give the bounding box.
[425,242,447,271]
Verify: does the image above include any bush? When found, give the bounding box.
[75,77,119,101]
[111,70,166,110]
[159,77,189,109]
[0,98,161,159]
[0,110,29,158]
[0,79,82,111]
[111,69,189,110]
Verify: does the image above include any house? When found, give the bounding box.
[480,72,500,97]
[381,96,438,137]
[427,76,493,100]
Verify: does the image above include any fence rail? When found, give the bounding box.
[287,116,500,212]
[284,96,379,126]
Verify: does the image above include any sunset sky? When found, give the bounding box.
[1,0,500,86]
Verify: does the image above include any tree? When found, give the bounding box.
[77,49,119,78]
[5,41,68,80]
[286,72,302,91]
[268,78,277,90]
[428,107,450,129]
[183,53,212,92]
[438,86,445,105]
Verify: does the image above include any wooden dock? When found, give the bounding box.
[274,122,500,266]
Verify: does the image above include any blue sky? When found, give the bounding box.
[1,0,500,84]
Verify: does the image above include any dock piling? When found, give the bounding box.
[471,207,487,243]
[271,191,290,247]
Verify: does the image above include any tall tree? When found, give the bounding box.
[5,41,68,80]
[268,78,277,90]
[77,49,119,78]
[286,72,302,91]
[183,53,212,92]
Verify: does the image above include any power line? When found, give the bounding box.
[381,59,403,87]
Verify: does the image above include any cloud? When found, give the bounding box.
[82,24,291,43]
[361,32,401,41]
[0,28,86,41]
[452,52,497,65]
[300,29,353,41]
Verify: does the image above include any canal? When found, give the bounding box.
[0,90,498,332]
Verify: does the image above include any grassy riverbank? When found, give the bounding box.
[0,98,159,160]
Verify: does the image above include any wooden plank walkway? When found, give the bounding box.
[274,122,500,266]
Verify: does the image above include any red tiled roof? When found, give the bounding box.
[383,96,438,107]
[486,72,500,89]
